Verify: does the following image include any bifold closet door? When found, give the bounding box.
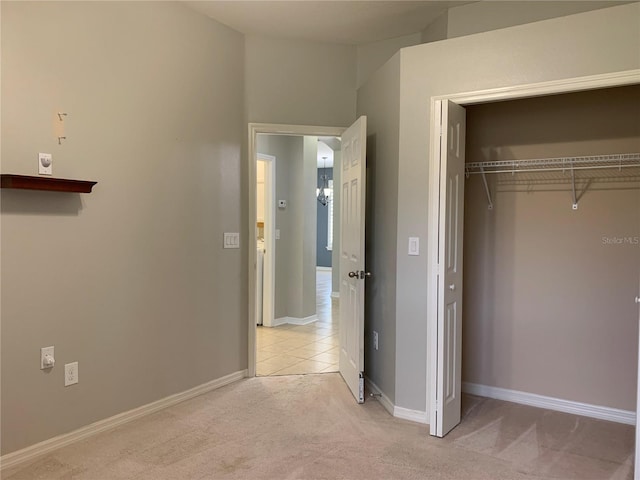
[433,100,466,437]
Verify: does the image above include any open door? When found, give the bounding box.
[432,100,466,436]
[339,116,367,403]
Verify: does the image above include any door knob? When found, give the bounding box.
[348,271,372,280]
[449,284,456,291]
[636,296,640,304]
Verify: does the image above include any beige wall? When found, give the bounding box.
[331,150,342,296]
[395,3,640,413]
[297,137,319,317]
[355,3,640,413]
[357,53,401,402]
[1,1,245,454]
[463,85,640,411]
[356,33,421,89]
[257,135,317,321]
[245,35,357,127]
[446,1,635,39]
[421,11,448,44]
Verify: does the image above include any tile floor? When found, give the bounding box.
[256,269,339,376]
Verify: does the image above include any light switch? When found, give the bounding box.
[408,237,419,256]
[223,232,240,249]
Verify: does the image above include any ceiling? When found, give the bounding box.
[185,1,473,45]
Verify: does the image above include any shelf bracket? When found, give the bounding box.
[571,164,578,210]
[480,166,493,210]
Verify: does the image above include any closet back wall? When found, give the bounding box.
[463,85,640,411]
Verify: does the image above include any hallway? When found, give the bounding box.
[256,270,339,375]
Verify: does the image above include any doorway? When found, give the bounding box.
[248,118,368,404]
[428,71,640,438]
[247,123,344,378]
[254,133,341,376]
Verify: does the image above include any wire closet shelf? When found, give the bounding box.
[464,153,640,211]
[465,153,640,175]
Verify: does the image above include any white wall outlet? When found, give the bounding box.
[41,346,55,369]
[38,153,53,175]
[65,362,78,386]
[275,229,280,240]
[373,331,379,350]
[223,232,240,249]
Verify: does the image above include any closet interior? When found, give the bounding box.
[462,84,640,414]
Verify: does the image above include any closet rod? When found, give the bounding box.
[465,153,640,175]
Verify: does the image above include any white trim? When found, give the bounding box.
[437,70,640,105]
[364,377,395,417]
[316,266,332,272]
[271,314,318,327]
[365,377,429,425]
[463,382,635,426]
[427,69,640,435]
[331,292,340,299]
[394,406,429,425]
[248,123,346,378]
[0,369,248,471]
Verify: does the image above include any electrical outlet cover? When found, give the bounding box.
[65,362,78,386]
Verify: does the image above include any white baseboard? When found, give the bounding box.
[272,315,318,326]
[364,377,394,417]
[462,382,635,425]
[0,369,248,471]
[364,377,428,425]
[316,266,332,272]
[394,406,429,424]
[270,316,288,327]
[331,292,340,299]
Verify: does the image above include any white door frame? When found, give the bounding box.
[257,153,276,328]
[427,69,640,432]
[248,123,345,377]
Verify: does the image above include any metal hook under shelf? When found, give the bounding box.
[480,166,493,210]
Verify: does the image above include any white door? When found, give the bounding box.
[339,116,367,403]
[433,100,466,437]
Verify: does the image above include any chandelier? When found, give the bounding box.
[317,156,329,206]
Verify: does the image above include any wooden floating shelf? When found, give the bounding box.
[0,174,97,193]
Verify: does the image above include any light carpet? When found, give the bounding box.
[3,373,634,479]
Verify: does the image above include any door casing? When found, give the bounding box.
[427,69,640,434]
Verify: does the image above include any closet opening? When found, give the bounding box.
[453,84,640,457]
